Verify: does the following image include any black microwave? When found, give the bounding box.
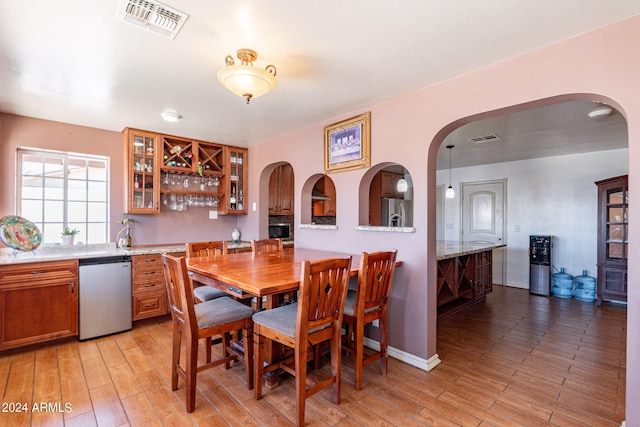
[269,224,291,240]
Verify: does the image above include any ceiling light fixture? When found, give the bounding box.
[588,105,613,119]
[217,49,277,104]
[445,145,455,199]
[161,110,181,122]
[397,178,408,192]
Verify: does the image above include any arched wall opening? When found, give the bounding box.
[427,92,628,366]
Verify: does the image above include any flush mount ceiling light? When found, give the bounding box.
[445,145,455,199]
[216,49,277,104]
[161,110,181,122]
[588,105,613,118]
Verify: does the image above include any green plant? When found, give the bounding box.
[61,227,79,236]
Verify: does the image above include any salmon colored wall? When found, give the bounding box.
[241,15,640,423]
[0,114,240,246]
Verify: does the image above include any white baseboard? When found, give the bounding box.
[363,337,441,372]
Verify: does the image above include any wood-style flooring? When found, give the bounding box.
[0,285,627,426]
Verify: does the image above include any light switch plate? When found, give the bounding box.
[208,210,218,219]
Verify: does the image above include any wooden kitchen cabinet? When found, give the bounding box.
[437,250,493,321]
[0,260,78,350]
[596,175,628,305]
[124,128,248,215]
[312,175,336,216]
[222,146,248,215]
[131,253,170,320]
[124,129,160,214]
[269,164,294,215]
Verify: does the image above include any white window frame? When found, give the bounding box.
[17,148,110,244]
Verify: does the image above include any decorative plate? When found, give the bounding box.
[0,215,43,251]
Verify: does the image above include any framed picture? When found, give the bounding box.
[324,111,370,173]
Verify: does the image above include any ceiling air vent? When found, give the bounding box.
[117,0,189,39]
[468,134,502,144]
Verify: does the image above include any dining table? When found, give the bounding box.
[185,247,360,388]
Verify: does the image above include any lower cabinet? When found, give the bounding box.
[132,253,172,320]
[0,260,79,350]
[437,250,492,321]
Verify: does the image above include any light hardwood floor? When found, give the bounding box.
[0,285,626,426]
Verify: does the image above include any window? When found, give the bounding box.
[18,148,109,244]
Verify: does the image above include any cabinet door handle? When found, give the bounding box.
[30,270,45,275]
[71,280,75,293]
[144,271,154,275]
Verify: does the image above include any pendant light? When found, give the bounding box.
[445,145,455,199]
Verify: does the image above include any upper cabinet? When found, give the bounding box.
[312,175,336,217]
[223,146,247,215]
[269,164,294,215]
[125,129,160,214]
[123,128,247,215]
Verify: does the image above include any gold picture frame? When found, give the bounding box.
[324,112,370,173]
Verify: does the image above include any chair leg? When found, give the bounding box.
[379,316,388,376]
[330,332,342,404]
[205,336,212,363]
[171,322,182,391]
[223,332,232,369]
[295,337,308,426]
[243,325,254,390]
[185,332,198,413]
[254,331,265,400]
[354,319,365,391]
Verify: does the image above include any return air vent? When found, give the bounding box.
[117,0,189,39]
[468,133,502,144]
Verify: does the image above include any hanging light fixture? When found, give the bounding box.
[216,48,277,104]
[445,145,455,199]
[396,177,408,192]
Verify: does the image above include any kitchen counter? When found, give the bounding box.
[0,241,247,265]
[436,240,505,260]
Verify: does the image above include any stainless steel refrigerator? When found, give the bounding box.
[381,197,413,227]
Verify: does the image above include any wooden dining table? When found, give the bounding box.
[185,247,360,388]
[186,247,360,304]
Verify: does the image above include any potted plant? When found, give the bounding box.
[116,218,135,248]
[61,227,79,245]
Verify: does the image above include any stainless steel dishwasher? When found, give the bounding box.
[78,255,132,340]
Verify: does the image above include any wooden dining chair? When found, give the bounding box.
[251,238,285,309]
[161,253,254,413]
[253,256,352,426]
[251,238,283,255]
[342,250,398,390]
[185,241,228,303]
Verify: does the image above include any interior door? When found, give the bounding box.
[461,180,506,285]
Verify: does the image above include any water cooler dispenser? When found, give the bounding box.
[530,235,552,296]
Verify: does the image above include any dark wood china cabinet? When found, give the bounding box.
[595,175,628,305]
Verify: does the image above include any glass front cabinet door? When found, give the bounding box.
[125,129,160,214]
[595,175,628,305]
[224,146,247,215]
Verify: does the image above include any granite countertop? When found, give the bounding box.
[0,241,253,265]
[437,240,506,261]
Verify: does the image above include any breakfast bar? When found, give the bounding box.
[436,241,505,320]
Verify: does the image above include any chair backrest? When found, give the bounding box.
[355,250,398,314]
[251,238,283,255]
[186,241,227,258]
[162,253,198,331]
[296,256,352,343]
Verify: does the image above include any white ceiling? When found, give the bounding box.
[0,1,635,167]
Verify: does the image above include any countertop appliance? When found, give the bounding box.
[79,255,132,340]
[529,235,552,296]
[381,197,413,227]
